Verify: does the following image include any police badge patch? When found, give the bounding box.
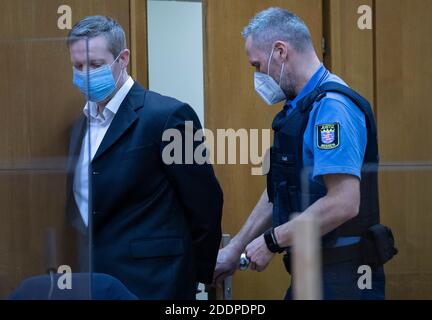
[316,123,340,150]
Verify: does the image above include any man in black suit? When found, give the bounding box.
[65,15,223,299]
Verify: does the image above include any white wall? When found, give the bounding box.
[147,0,205,125]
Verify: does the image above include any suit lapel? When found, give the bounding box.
[67,83,146,234]
[92,83,145,162]
[66,115,88,235]
[70,115,87,161]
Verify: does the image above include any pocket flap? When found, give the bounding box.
[271,150,296,165]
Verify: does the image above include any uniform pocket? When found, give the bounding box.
[269,151,297,190]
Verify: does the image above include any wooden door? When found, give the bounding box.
[375,0,432,299]
[325,0,432,299]
[203,0,323,299]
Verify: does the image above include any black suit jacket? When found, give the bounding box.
[66,82,223,299]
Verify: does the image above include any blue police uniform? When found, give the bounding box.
[268,64,385,300]
[301,66,367,185]
[290,65,367,246]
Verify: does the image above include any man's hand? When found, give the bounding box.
[245,234,275,272]
[212,244,242,287]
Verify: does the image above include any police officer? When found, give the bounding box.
[213,7,392,300]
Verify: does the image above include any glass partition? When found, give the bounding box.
[0,36,93,300]
[294,161,432,299]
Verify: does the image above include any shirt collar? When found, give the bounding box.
[83,76,134,122]
[284,64,327,110]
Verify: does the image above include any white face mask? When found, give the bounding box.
[254,46,286,105]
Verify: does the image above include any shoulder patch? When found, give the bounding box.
[316,123,340,150]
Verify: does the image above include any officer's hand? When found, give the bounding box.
[245,235,274,272]
[212,244,242,287]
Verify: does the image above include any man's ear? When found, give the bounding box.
[119,49,130,69]
[273,41,289,62]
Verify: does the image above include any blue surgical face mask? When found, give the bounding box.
[73,53,123,103]
[254,46,286,105]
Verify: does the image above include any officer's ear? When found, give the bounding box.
[273,41,289,62]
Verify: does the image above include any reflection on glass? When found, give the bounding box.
[0,34,94,299]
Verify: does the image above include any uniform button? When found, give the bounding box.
[92,211,101,215]
[92,171,101,175]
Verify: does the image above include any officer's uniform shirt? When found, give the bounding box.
[284,64,367,246]
[285,64,367,183]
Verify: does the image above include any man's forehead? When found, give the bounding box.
[69,36,110,58]
[245,36,265,61]
[245,36,255,55]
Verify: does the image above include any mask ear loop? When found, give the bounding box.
[114,68,124,87]
[110,50,123,67]
[111,50,125,87]
[279,62,285,87]
[267,46,276,75]
[268,45,285,87]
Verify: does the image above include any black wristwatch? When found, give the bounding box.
[264,228,284,253]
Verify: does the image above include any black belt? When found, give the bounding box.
[282,242,363,274]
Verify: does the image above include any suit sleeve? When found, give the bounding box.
[160,103,223,284]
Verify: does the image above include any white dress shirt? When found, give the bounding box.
[73,76,134,226]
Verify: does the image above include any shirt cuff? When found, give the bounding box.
[312,166,362,181]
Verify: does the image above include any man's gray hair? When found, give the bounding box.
[242,7,313,53]
[67,15,126,58]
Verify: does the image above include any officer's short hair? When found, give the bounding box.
[242,7,313,53]
[67,15,126,58]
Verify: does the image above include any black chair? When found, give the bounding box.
[8,272,138,300]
